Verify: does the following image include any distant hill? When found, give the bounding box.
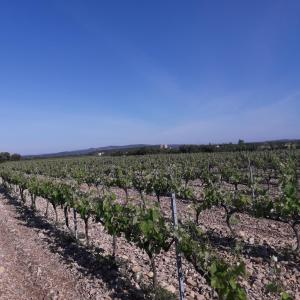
[22,139,300,159]
[23,144,155,159]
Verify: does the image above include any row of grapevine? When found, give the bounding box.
[0,149,299,299]
[0,170,247,299]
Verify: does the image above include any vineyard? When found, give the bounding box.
[0,150,299,300]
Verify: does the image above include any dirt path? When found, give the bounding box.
[0,194,85,299]
[0,192,117,300]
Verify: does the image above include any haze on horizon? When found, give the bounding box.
[1,0,300,155]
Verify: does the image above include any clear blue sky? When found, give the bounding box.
[1,0,300,154]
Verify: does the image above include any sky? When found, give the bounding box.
[0,0,300,155]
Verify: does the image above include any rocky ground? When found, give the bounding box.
[0,186,300,300]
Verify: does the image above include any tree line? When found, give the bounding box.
[105,139,300,156]
[0,152,21,163]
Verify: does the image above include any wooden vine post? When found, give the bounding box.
[171,193,185,300]
[248,158,255,201]
[73,208,78,239]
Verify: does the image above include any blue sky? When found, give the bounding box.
[1,0,300,154]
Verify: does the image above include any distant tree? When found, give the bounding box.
[0,152,10,163]
[237,139,246,151]
[10,153,21,161]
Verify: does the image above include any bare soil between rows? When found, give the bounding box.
[0,191,144,300]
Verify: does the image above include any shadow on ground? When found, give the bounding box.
[205,228,300,271]
[1,189,147,300]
